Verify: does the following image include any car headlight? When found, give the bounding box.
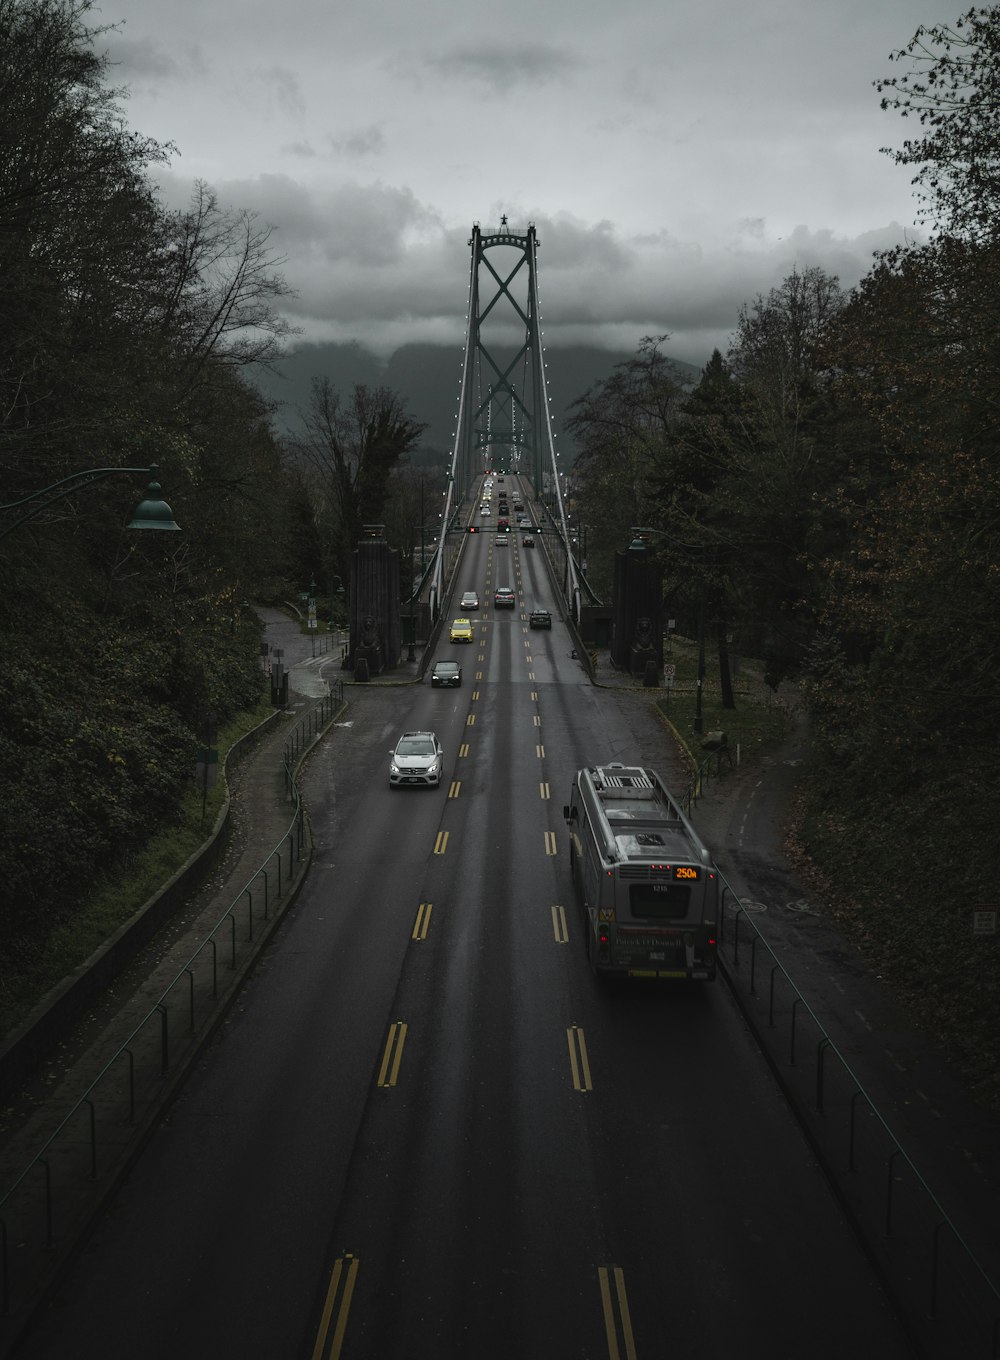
[390,762,400,774]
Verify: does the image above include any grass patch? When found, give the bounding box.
[0,696,275,1040]
[649,635,792,761]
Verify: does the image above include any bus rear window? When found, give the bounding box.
[628,882,691,920]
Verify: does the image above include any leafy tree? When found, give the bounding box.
[293,378,425,584]
[564,336,688,597]
[0,0,301,979]
[0,0,172,483]
[721,268,847,682]
[877,6,1000,240]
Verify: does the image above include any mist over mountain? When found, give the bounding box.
[252,341,702,462]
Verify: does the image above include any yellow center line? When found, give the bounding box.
[466,713,476,726]
[412,903,432,940]
[540,782,550,799]
[448,780,461,798]
[566,1024,593,1091]
[311,1254,360,1360]
[551,904,568,943]
[544,829,558,855]
[536,743,545,758]
[434,830,449,854]
[459,743,470,757]
[597,1266,637,1360]
[377,1022,408,1087]
[472,690,480,700]
[533,714,541,727]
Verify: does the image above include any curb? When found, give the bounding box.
[0,698,344,1350]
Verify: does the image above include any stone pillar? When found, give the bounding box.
[610,549,663,678]
[346,528,401,675]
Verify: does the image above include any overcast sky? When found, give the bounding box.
[103,0,948,369]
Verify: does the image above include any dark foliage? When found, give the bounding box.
[0,0,299,969]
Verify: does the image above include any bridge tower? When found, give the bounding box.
[435,218,579,620]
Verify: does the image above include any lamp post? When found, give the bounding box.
[0,465,180,542]
[630,526,706,734]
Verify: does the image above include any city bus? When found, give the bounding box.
[564,763,719,979]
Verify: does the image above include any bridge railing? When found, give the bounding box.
[0,688,344,1335]
[716,870,1000,1360]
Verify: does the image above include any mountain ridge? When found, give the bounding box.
[252,340,702,458]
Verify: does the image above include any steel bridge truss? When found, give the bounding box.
[434,220,580,622]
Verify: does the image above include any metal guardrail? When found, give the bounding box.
[717,870,1000,1359]
[683,747,734,815]
[0,685,345,1327]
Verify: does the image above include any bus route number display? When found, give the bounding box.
[674,866,700,881]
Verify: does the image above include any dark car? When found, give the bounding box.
[431,660,462,687]
[522,535,535,547]
[494,586,516,608]
[529,607,551,629]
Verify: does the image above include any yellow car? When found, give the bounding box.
[450,617,474,643]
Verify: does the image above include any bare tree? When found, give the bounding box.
[160,181,297,389]
[294,377,425,574]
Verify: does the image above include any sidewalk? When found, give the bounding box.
[0,615,356,1354]
[4,623,999,1355]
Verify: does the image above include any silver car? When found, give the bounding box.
[389,731,443,788]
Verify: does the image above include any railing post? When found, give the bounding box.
[732,907,741,967]
[885,1148,902,1236]
[156,1003,169,1074]
[125,1048,136,1125]
[790,997,801,1065]
[39,1159,52,1249]
[209,938,218,997]
[929,1220,945,1318]
[84,1098,97,1178]
[816,1037,830,1112]
[849,1090,862,1171]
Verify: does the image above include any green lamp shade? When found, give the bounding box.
[128,479,181,531]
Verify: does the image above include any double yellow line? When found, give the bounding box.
[598,1265,637,1360]
[566,1024,593,1092]
[311,1254,359,1360]
[377,1021,407,1087]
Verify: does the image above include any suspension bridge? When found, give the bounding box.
[429,218,583,624]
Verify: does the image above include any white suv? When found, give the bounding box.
[389,731,443,788]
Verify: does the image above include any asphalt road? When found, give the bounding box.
[13,483,915,1359]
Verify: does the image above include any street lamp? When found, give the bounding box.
[0,465,180,542]
[630,526,706,734]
